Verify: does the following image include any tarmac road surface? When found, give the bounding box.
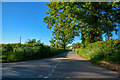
[2,51,119,79]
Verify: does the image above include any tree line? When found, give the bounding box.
[43,2,120,49]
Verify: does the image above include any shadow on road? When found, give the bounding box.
[2,51,119,78]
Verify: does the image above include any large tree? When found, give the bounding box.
[44,2,119,47]
[44,3,80,49]
[63,2,119,43]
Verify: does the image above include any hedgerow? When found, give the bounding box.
[74,40,120,64]
[1,43,66,62]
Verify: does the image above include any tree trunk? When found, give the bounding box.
[63,44,66,50]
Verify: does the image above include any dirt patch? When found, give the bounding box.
[99,61,120,73]
[77,53,120,73]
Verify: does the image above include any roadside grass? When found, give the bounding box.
[74,40,120,64]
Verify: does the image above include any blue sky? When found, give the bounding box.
[2,2,118,45]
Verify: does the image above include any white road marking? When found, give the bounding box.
[45,60,62,78]
[44,73,52,78]
[67,77,70,78]
[51,61,61,72]
[52,69,54,71]
[7,70,20,73]
[12,71,17,73]
[44,77,48,78]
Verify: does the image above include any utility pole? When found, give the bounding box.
[118,26,120,40]
[20,37,21,44]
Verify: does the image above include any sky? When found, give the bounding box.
[2,2,119,46]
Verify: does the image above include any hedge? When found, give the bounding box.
[74,40,120,64]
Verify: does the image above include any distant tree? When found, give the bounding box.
[37,40,41,43]
[71,43,76,49]
[31,39,36,43]
[75,42,81,48]
[71,42,81,49]
[25,39,41,44]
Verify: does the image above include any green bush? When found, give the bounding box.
[1,43,66,62]
[74,40,120,64]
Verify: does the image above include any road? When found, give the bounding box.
[2,51,119,79]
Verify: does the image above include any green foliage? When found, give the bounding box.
[2,43,66,62]
[25,39,41,44]
[49,38,55,47]
[72,42,82,49]
[43,2,80,49]
[44,2,119,46]
[74,40,120,64]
